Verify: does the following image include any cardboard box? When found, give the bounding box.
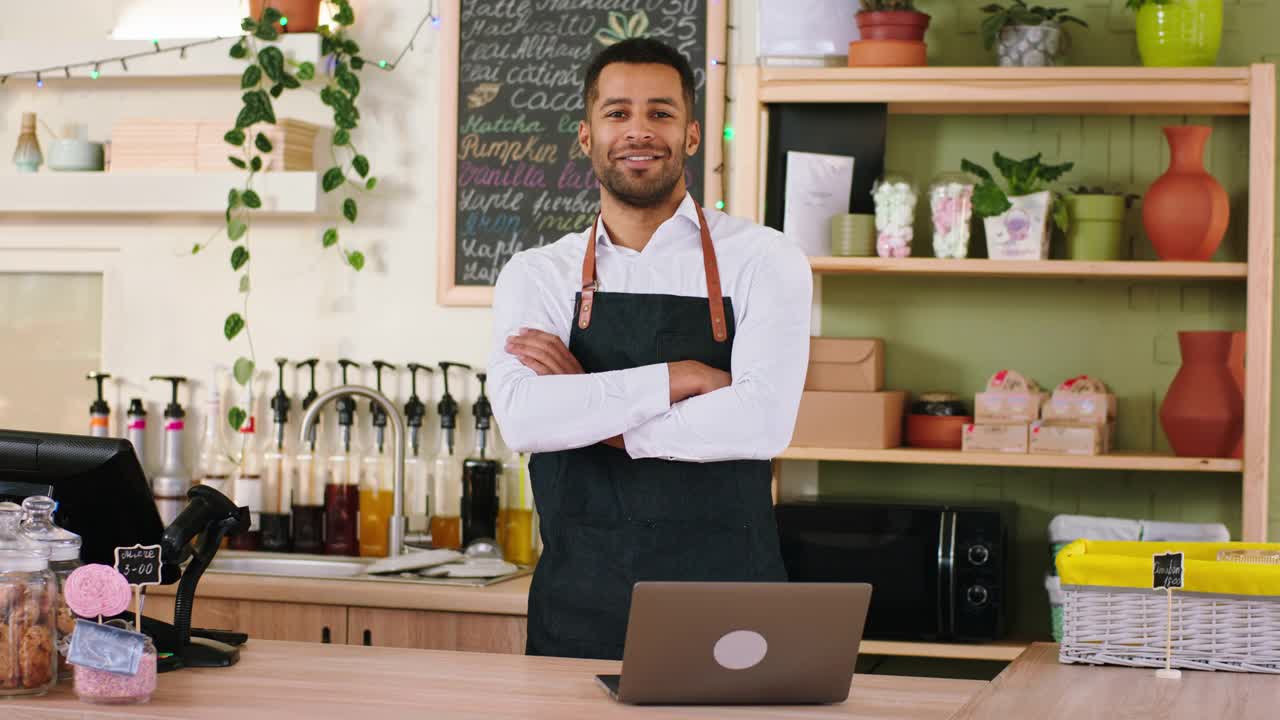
[975,391,1046,423]
[961,423,1029,453]
[792,390,904,449]
[1040,392,1116,426]
[1030,421,1114,456]
[805,337,884,392]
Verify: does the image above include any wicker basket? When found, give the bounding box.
[1056,539,1280,674]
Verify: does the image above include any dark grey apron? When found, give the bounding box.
[525,203,788,660]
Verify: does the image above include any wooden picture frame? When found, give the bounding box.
[436,0,729,306]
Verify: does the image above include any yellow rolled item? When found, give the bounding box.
[1056,539,1280,597]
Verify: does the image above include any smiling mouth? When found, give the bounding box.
[615,151,665,169]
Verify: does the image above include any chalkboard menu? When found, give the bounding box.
[437,0,726,304]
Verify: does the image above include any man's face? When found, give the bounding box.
[579,63,700,209]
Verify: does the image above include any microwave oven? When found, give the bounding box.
[774,500,1013,642]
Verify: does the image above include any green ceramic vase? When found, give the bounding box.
[1064,195,1128,261]
[1136,0,1223,67]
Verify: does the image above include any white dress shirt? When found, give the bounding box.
[487,193,813,463]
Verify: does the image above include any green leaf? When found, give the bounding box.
[993,152,1020,183]
[333,2,355,26]
[333,129,351,146]
[224,129,245,146]
[224,312,245,340]
[1052,196,1070,233]
[269,83,284,99]
[261,7,282,24]
[322,167,345,192]
[229,39,248,59]
[240,65,261,89]
[241,18,257,32]
[191,243,202,255]
[255,132,273,153]
[335,111,358,130]
[343,198,358,223]
[242,190,262,208]
[1039,160,1075,185]
[227,406,247,432]
[960,159,995,185]
[228,155,247,169]
[251,156,263,172]
[346,250,365,271]
[297,61,316,81]
[365,177,377,190]
[281,73,301,90]
[343,40,361,55]
[254,23,279,41]
[972,182,1013,218]
[239,274,250,293]
[233,357,255,386]
[258,46,285,83]
[236,89,275,128]
[352,155,369,178]
[337,69,360,98]
[231,245,250,271]
[350,56,365,70]
[322,228,339,247]
[227,219,247,241]
[228,188,241,209]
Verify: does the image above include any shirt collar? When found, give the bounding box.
[593,192,701,249]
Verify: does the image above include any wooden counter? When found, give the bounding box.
[6,640,986,720]
[953,643,1278,720]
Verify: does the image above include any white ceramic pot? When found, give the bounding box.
[997,24,1064,67]
[984,191,1052,260]
[47,139,105,171]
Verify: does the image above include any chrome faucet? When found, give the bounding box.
[298,384,406,557]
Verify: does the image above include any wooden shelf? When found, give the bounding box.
[0,172,318,215]
[779,447,1243,473]
[808,257,1247,279]
[0,36,321,81]
[758,66,1254,115]
[861,639,1029,662]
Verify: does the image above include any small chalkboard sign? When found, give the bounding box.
[114,544,163,588]
[1153,552,1185,590]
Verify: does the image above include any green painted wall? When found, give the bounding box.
[810,0,1277,641]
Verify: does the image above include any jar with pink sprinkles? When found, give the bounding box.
[73,632,156,704]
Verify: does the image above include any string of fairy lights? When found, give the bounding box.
[0,0,441,87]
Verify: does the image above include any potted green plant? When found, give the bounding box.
[855,0,931,42]
[961,152,1074,261]
[980,2,1088,67]
[1126,0,1223,67]
[197,0,376,428]
[1063,187,1140,261]
[250,0,322,33]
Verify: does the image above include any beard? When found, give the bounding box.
[590,138,688,209]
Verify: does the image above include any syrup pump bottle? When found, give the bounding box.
[291,358,325,554]
[324,359,361,556]
[126,398,147,475]
[149,376,191,527]
[429,361,470,550]
[462,371,500,547]
[86,371,111,437]
[261,358,292,553]
[230,375,263,551]
[403,363,433,543]
[359,360,396,557]
[195,366,234,498]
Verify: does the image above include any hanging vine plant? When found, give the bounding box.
[193,0,376,430]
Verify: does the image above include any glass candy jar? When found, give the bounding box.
[73,631,157,705]
[929,173,977,259]
[20,496,82,681]
[872,173,917,258]
[0,502,58,697]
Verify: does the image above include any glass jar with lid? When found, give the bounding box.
[0,501,58,697]
[73,628,157,705]
[20,496,81,681]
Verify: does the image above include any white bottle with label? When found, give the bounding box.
[194,367,234,499]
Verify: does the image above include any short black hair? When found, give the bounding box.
[582,38,697,119]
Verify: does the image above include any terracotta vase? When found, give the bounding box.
[1143,126,1229,261]
[250,0,321,33]
[1228,331,1245,459]
[855,11,931,42]
[1159,331,1243,458]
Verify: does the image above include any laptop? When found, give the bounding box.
[595,581,872,705]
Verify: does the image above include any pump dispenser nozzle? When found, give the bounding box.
[472,371,492,458]
[86,371,111,437]
[150,376,188,420]
[370,360,396,452]
[336,359,361,452]
[296,358,320,450]
[405,363,431,455]
[437,362,472,456]
[270,358,290,451]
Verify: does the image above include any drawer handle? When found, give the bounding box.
[321,626,331,644]
[363,629,372,646]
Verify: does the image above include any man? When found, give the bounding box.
[488,37,812,661]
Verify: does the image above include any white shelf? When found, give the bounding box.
[0,35,322,81]
[0,172,318,215]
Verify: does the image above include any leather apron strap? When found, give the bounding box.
[577,203,728,343]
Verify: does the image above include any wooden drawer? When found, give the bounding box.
[347,607,526,654]
[145,595,348,645]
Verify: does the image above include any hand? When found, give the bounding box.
[601,435,625,450]
[505,329,584,376]
[667,360,731,404]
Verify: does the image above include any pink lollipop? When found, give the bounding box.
[65,563,132,618]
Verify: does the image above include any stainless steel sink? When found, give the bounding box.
[206,551,531,587]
